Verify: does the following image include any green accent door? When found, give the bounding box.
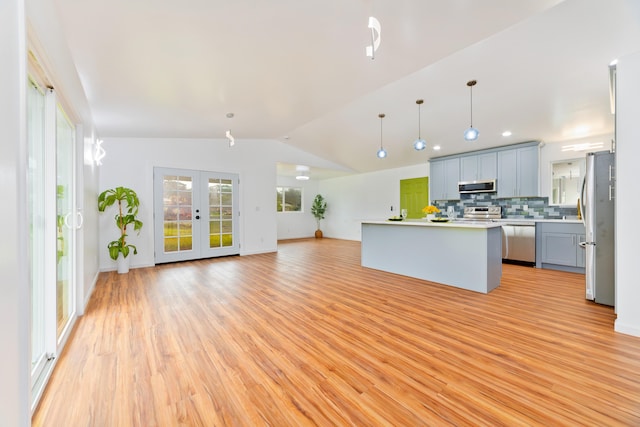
[400,177,429,219]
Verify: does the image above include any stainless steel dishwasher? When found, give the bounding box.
[501,222,536,264]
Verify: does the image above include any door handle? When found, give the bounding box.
[64,212,73,229]
[75,211,84,229]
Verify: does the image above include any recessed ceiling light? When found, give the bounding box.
[502,131,512,137]
[433,145,441,151]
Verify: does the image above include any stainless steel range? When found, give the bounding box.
[463,206,536,265]
[463,206,501,221]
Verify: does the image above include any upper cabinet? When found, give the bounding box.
[497,145,538,197]
[460,152,497,182]
[430,141,539,200]
[430,158,460,201]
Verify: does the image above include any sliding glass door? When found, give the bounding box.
[28,80,79,406]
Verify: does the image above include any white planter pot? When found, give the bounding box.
[117,254,130,274]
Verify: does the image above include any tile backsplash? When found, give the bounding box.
[433,193,579,219]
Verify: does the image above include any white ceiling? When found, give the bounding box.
[52,0,640,179]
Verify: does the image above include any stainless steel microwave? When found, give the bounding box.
[458,179,496,194]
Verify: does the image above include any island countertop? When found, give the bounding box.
[361,219,504,229]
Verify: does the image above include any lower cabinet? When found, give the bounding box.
[535,222,586,273]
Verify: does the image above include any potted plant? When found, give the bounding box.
[98,186,143,273]
[311,194,327,238]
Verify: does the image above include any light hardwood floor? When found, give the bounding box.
[33,238,640,426]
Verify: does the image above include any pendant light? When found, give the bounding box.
[366,17,381,59]
[413,99,426,151]
[376,113,387,158]
[463,80,479,141]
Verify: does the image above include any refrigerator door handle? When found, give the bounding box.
[579,177,587,229]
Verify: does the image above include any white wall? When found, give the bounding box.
[98,138,342,269]
[318,164,429,241]
[276,176,319,240]
[614,50,640,337]
[0,0,30,424]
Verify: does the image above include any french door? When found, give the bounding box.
[154,167,239,264]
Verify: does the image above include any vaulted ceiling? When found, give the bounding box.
[51,0,640,177]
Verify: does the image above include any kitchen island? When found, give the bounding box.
[361,220,503,293]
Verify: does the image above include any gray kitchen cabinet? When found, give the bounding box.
[535,222,586,273]
[497,145,538,197]
[460,152,497,182]
[430,158,460,201]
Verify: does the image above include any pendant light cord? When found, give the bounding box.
[469,85,473,127]
[466,80,477,127]
[379,113,385,149]
[418,103,422,139]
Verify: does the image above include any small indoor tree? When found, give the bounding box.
[311,194,327,238]
[98,186,143,273]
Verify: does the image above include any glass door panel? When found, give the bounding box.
[208,178,234,248]
[28,80,47,382]
[161,175,195,253]
[56,105,76,339]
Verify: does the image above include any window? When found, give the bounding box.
[276,187,302,212]
[551,158,585,205]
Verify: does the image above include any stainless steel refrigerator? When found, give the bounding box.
[579,151,615,306]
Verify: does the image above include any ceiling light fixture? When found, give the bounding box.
[433,145,441,151]
[295,172,310,181]
[413,99,426,151]
[502,130,512,137]
[225,112,235,147]
[94,138,106,166]
[225,130,235,147]
[366,17,381,59]
[295,165,310,180]
[376,113,387,158]
[463,80,479,141]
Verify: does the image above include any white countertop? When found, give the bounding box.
[533,218,583,224]
[361,219,504,229]
[362,218,583,227]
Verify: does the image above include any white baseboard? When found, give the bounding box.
[614,319,640,337]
